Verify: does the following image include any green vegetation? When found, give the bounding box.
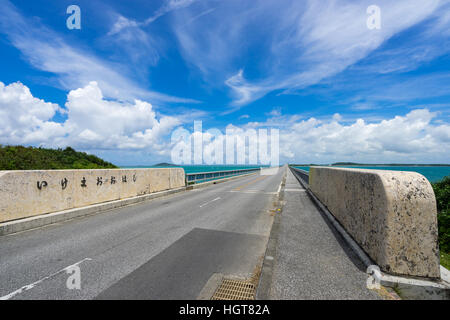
[432,175,450,269]
[332,162,360,166]
[0,145,117,170]
[153,162,179,167]
[441,252,450,270]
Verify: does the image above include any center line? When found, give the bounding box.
[233,176,267,191]
[199,197,221,208]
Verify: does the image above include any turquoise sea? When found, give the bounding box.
[122,164,450,182]
[121,165,262,174]
[121,165,263,183]
[180,165,261,174]
[294,166,450,183]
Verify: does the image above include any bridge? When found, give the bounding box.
[0,165,448,299]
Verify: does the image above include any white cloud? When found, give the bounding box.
[170,109,450,165]
[108,15,140,35]
[0,81,181,154]
[109,0,199,35]
[106,15,160,67]
[0,0,197,105]
[0,82,65,145]
[62,82,181,151]
[171,0,448,107]
[279,109,450,163]
[332,113,342,122]
[1,81,448,163]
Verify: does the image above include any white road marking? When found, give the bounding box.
[228,191,277,195]
[199,197,221,208]
[0,258,92,300]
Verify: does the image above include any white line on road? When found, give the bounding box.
[0,258,92,300]
[277,183,282,194]
[199,197,221,208]
[228,191,277,195]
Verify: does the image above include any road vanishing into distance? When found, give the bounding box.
[0,167,285,299]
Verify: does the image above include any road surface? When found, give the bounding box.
[0,167,284,300]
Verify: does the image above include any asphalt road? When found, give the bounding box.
[0,167,285,300]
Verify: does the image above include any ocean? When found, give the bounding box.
[293,166,450,183]
[121,165,262,174]
[120,165,264,184]
[121,164,450,182]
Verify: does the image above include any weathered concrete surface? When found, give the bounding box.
[309,166,440,279]
[0,168,185,223]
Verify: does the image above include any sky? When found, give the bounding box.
[0,0,449,165]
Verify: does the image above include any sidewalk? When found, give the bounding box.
[269,169,381,299]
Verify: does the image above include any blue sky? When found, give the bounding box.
[0,0,449,165]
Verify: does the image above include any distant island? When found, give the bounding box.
[0,145,117,170]
[331,162,450,166]
[291,162,450,167]
[153,162,179,167]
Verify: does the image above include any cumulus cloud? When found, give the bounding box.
[0,81,181,154]
[170,109,450,165]
[1,81,449,164]
[62,82,181,151]
[278,109,450,163]
[0,82,65,145]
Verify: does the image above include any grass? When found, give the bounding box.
[431,175,449,270]
[440,251,450,270]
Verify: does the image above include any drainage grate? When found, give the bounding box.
[211,279,256,300]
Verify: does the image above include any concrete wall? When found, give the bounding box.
[0,168,185,223]
[309,166,440,278]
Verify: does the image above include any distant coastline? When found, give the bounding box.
[292,163,450,167]
[292,164,450,183]
[332,162,450,167]
[153,162,179,167]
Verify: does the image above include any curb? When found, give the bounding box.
[256,168,287,300]
[0,187,186,236]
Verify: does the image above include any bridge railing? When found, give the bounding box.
[185,168,260,184]
[290,166,309,185]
